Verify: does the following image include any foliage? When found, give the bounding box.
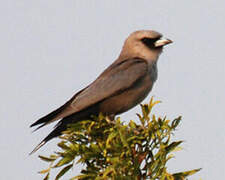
[38,98,201,180]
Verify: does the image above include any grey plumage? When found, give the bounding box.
[30,30,172,154]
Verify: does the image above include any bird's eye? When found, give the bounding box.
[141,38,159,49]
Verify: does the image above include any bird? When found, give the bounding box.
[30,30,172,154]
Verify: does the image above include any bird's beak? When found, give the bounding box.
[154,38,173,47]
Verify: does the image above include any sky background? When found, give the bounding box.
[1,0,225,179]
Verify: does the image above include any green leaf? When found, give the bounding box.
[173,168,202,178]
[117,126,128,148]
[102,167,115,178]
[54,156,74,167]
[87,121,96,133]
[129,120,137,129]
[90,143,101,153]
[43,173,50,180]
[39,167,50,174]
[149,100,161,109]
[57,141,70,150]
[106,131,118,148]
[39,155,57,162]
[165,141,183,153]
[171,116,182,129]
[71,174,96,180]
[136,113,145,125]
[55,164,73,180]
[141,104,150,119]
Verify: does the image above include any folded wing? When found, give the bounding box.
[30,58,148,129]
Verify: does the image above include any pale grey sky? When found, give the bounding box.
[1,0,225,179]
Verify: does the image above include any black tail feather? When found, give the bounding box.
[30,88,88,128]
[29,121,66,155]
[31,122,49,133]
[30,104,67,128]
[30,103,97,154]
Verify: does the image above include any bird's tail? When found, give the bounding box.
[30,88,87,131]
[30,103,68,130]
[29,121,66,155]
[29,102,96,155]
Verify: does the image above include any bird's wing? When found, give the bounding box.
[30,58,148,129]
[71,58,148,111]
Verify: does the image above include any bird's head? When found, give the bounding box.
[119,30,172,61]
